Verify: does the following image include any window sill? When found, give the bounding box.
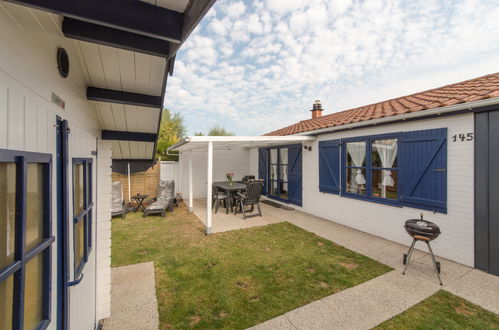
[341,192,403,208]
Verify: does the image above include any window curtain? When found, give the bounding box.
[347,142,366,184]
[374,139,397,186]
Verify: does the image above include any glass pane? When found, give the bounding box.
[86,165,92,204]
[270,165,277,181]
[0,163,16,269]
[26,164,45,252]
[372,169,398,199]
[270,180,277,196]
[372,139,398,168]
[75,218,85,269]
[279,182,288,199]
[279,165,288,181]
[24,253,44,329]
[270,149,277,164]
[346,168,366,195]
[279,148,288,165]
[346,141,366,167]
[73,164,84,217]
[0,275,14,330]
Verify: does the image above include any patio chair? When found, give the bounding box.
[241,175,255,184]
[234,179,264,219]
[212,183,227,214]
[111,181,127,218]
[144,180,175,217]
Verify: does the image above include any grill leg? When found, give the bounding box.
[426,241,443,286]
[402,239,417,275]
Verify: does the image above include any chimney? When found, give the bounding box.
[310,100,323,119]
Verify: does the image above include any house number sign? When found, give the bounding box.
[451,133,473,142]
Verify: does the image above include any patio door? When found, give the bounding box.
[264,144,302,206]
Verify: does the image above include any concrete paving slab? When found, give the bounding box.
[103,262,159,330]
[446,269,499,314]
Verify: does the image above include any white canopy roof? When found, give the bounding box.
[170,136,316,151]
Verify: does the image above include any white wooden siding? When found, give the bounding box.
[0,3,113,328]
[179,149,251,199]
[249,114,475,267]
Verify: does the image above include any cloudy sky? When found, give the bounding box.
[164,0,499,136]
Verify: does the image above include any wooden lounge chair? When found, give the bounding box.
[144,180,175,217]
[234,179,264,219]
[111,181,127,218]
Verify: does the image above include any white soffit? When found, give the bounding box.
[140,0,190,13]
[112,141,155,159]
[171,136,317,151]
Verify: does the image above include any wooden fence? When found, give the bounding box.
[112,163,160,203]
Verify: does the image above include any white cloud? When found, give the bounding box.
[226,1,246,18]
[166,0,499,135]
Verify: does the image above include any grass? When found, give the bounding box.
[112,204,391,329]
[376,290,499,330]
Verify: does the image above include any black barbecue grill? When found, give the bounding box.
[402,215,443,285]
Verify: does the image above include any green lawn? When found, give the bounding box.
[376,290,499,329]
[112,205,391,329]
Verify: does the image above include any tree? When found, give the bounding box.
[156,109,186,161]
[194,132,204,136]
[207,125,234,136]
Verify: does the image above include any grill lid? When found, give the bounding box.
[404,219,441,240]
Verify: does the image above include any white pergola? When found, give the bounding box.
[169,136,316,234]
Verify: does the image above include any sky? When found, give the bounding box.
[164,0,499,136]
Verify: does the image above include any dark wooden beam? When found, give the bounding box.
[102,130,157,142]
[5,0,183,42]
[62,17,170,58]
[170,0,216,56]
[87,87,162,108]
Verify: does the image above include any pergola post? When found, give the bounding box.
[206,141,213,234]
[188,150,193,212]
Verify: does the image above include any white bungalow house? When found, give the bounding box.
[0,0,214,329]
[171,73,499,277]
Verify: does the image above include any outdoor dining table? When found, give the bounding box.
[213,181,246,214]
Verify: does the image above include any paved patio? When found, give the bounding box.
[192,197,499,329]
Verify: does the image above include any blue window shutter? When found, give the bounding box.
[399,128,447,213]
[319,139,341,194]
[258,148,268,195]
[287,144,302,206]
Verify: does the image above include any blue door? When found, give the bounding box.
[287,145,302,206]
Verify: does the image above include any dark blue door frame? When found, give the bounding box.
[56,116,70,329]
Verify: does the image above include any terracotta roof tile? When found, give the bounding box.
[265,72,499,136]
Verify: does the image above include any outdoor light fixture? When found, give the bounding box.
[304,145,312,151]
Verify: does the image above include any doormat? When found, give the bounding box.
[261,200,294,211]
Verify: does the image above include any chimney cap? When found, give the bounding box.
[311,100,323,111]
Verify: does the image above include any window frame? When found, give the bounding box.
[341,132,402,207]
[0,149,54,330]
[72,158,93,278]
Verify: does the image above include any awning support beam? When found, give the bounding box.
[62,17,170,58]
[188,151,193,212]
[101,130,157,142]
[4,0,183,42]
[87,87,163,108]
[206,141,213,234]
